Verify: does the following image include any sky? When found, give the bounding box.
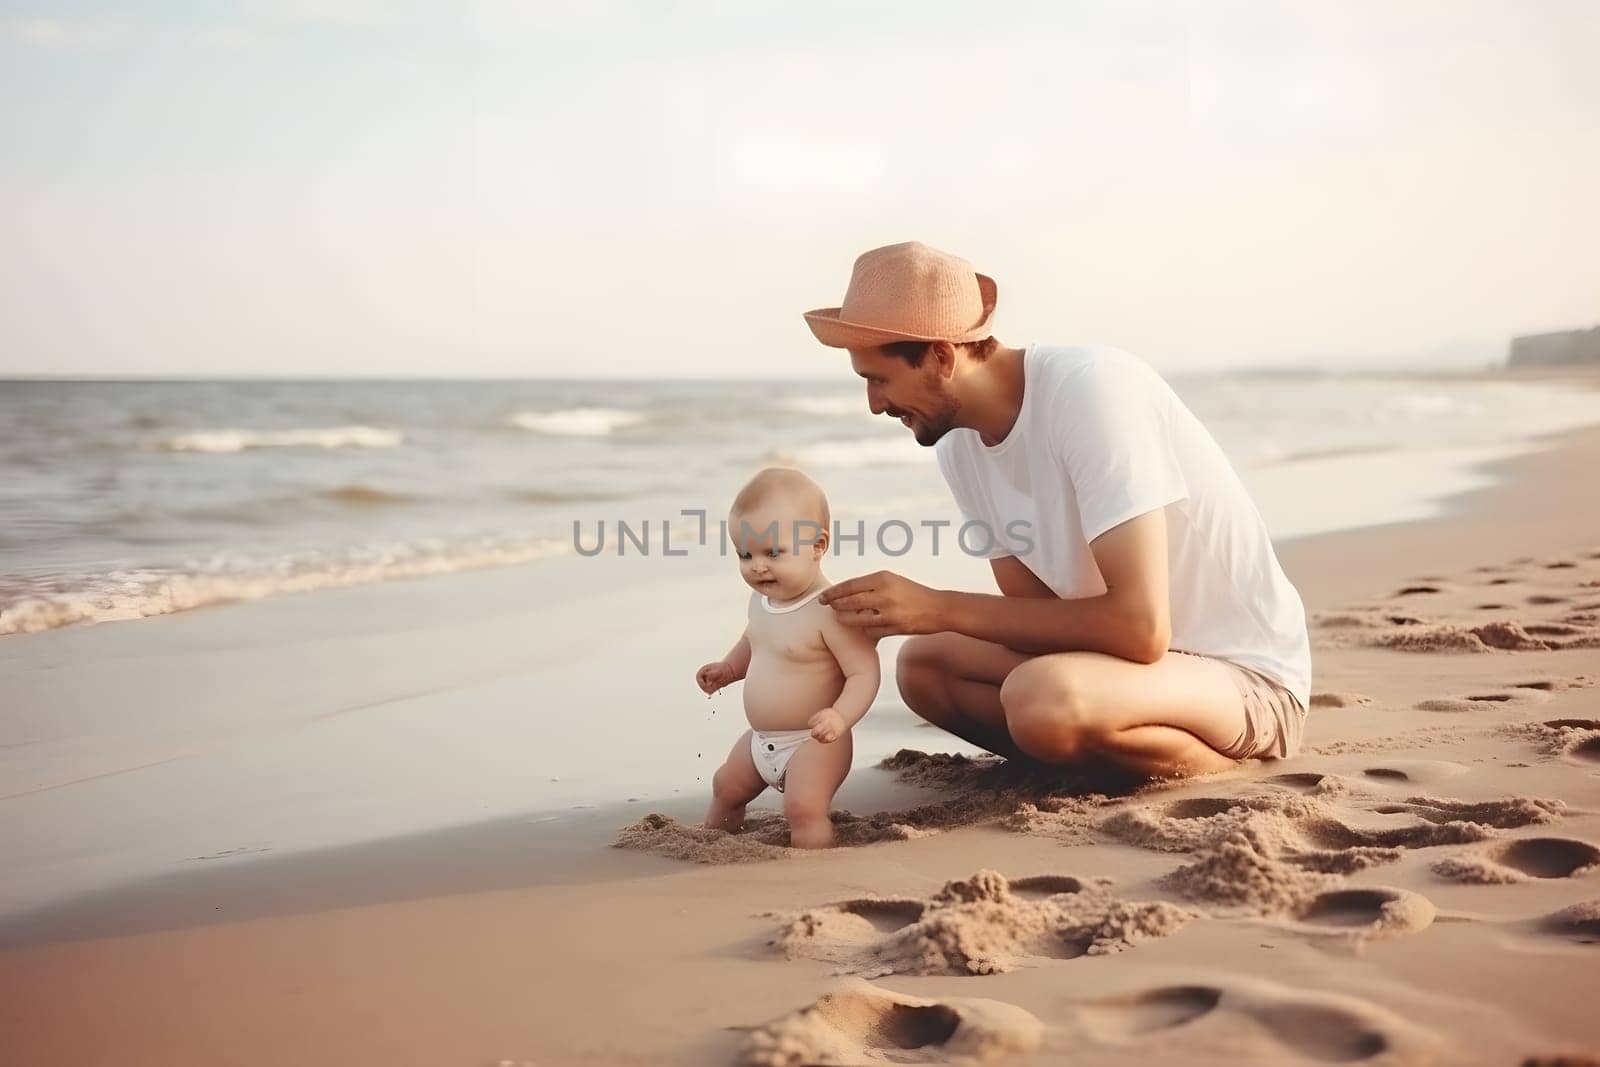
[2,0,1597,379]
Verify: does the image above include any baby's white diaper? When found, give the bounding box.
[750,728,812,793]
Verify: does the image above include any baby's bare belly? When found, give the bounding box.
[743,650,846,732]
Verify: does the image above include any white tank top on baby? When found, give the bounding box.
[762,586,827,614]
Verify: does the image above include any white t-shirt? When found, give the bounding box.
[935,343,1312,709]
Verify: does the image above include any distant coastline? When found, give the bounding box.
[1510,324,1600,366]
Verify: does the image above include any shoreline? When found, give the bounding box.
[1,384,1599,1063]
[5,365,1598,640]
[1,377,1599,938]
[0,405,1598,946]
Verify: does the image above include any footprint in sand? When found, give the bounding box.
[1358,760,1469,785]
[1309,692,1373,709]
[1165,796,1248,819]
[186,845,272,861]
[1536,899,1600,944]
[1103,789,1552,928]
[1522,719,1600,764]
[835,898,928,933]
[1292,887,1436,942]
[1525,622,1592,638]
[1075,985,1222,1039]
[1067,977,1442,1061]
[1264,771,1352,796]
[1495,838,1600,878]
[1436,838,1600,883]
[737,980,1043,1066]
[1570,737,1600,763]
[770,870,1195,978]
[1370,795,1565,829]
[1416,697,1494,713]
[1008,874,1087,900]
[1267,771,1331,790]
[1528,594,1568,605]
[1394,585,1442,596]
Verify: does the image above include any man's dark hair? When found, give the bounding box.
[882,337,999,367]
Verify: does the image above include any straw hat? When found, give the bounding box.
[803,241,998,349]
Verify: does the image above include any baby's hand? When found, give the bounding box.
[696,660,736,696]
[808,707,846,743]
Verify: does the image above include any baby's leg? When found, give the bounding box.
[705,730,767,832]
[781,732,853,848]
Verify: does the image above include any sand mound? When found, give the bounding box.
[1162,834,1339,913]
[1372,795,1565,828]
[1099,788,1533,885]
[1372,619,1555,652]
[737,979,1043,1066]
[770,869,1195,978]
[1309,691,1373,708]
[613,809,933,862]
[1537,898,1600,941]
[1117,786,1546,939]
[614,750,1132,862]
[1311,724,1469,755]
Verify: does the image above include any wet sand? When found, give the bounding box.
[2,388,1600,1065]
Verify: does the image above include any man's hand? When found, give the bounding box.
[808,707,846,743]
[696,660,737,696]
[818,570,945,639]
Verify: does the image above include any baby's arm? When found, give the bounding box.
[696,628,751,695]
[808,611,882,742]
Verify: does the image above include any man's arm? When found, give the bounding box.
[990,555,1056,599]
[948,508,1170,661]
[821,508,1173,664]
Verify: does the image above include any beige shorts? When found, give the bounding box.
[1175,651,1307,761]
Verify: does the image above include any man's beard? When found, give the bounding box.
[912,394,961,446]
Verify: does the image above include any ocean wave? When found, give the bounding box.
[767,435,928,468]
[508,487,628,504]
[1245,442,1398,468]
[779,394,869,418]
[0,536,572,637]
[508,408,645,436]
[158,426,403,453]
[320,484,413,507]
[1382,392,1482,418]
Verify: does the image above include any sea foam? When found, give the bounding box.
[508,408,644,436]
[159,426,403,453]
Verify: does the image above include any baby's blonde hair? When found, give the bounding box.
[730,467,831,536]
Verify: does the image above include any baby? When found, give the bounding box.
[695,467,880,848]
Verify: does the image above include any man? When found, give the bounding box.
[803,241,1311,778]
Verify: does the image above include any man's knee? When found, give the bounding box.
[895,635,949,715]
[999,658,1103,761]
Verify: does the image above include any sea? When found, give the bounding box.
[4,369,1598,637]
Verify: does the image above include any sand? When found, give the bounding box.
[3,391,1600,1064]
